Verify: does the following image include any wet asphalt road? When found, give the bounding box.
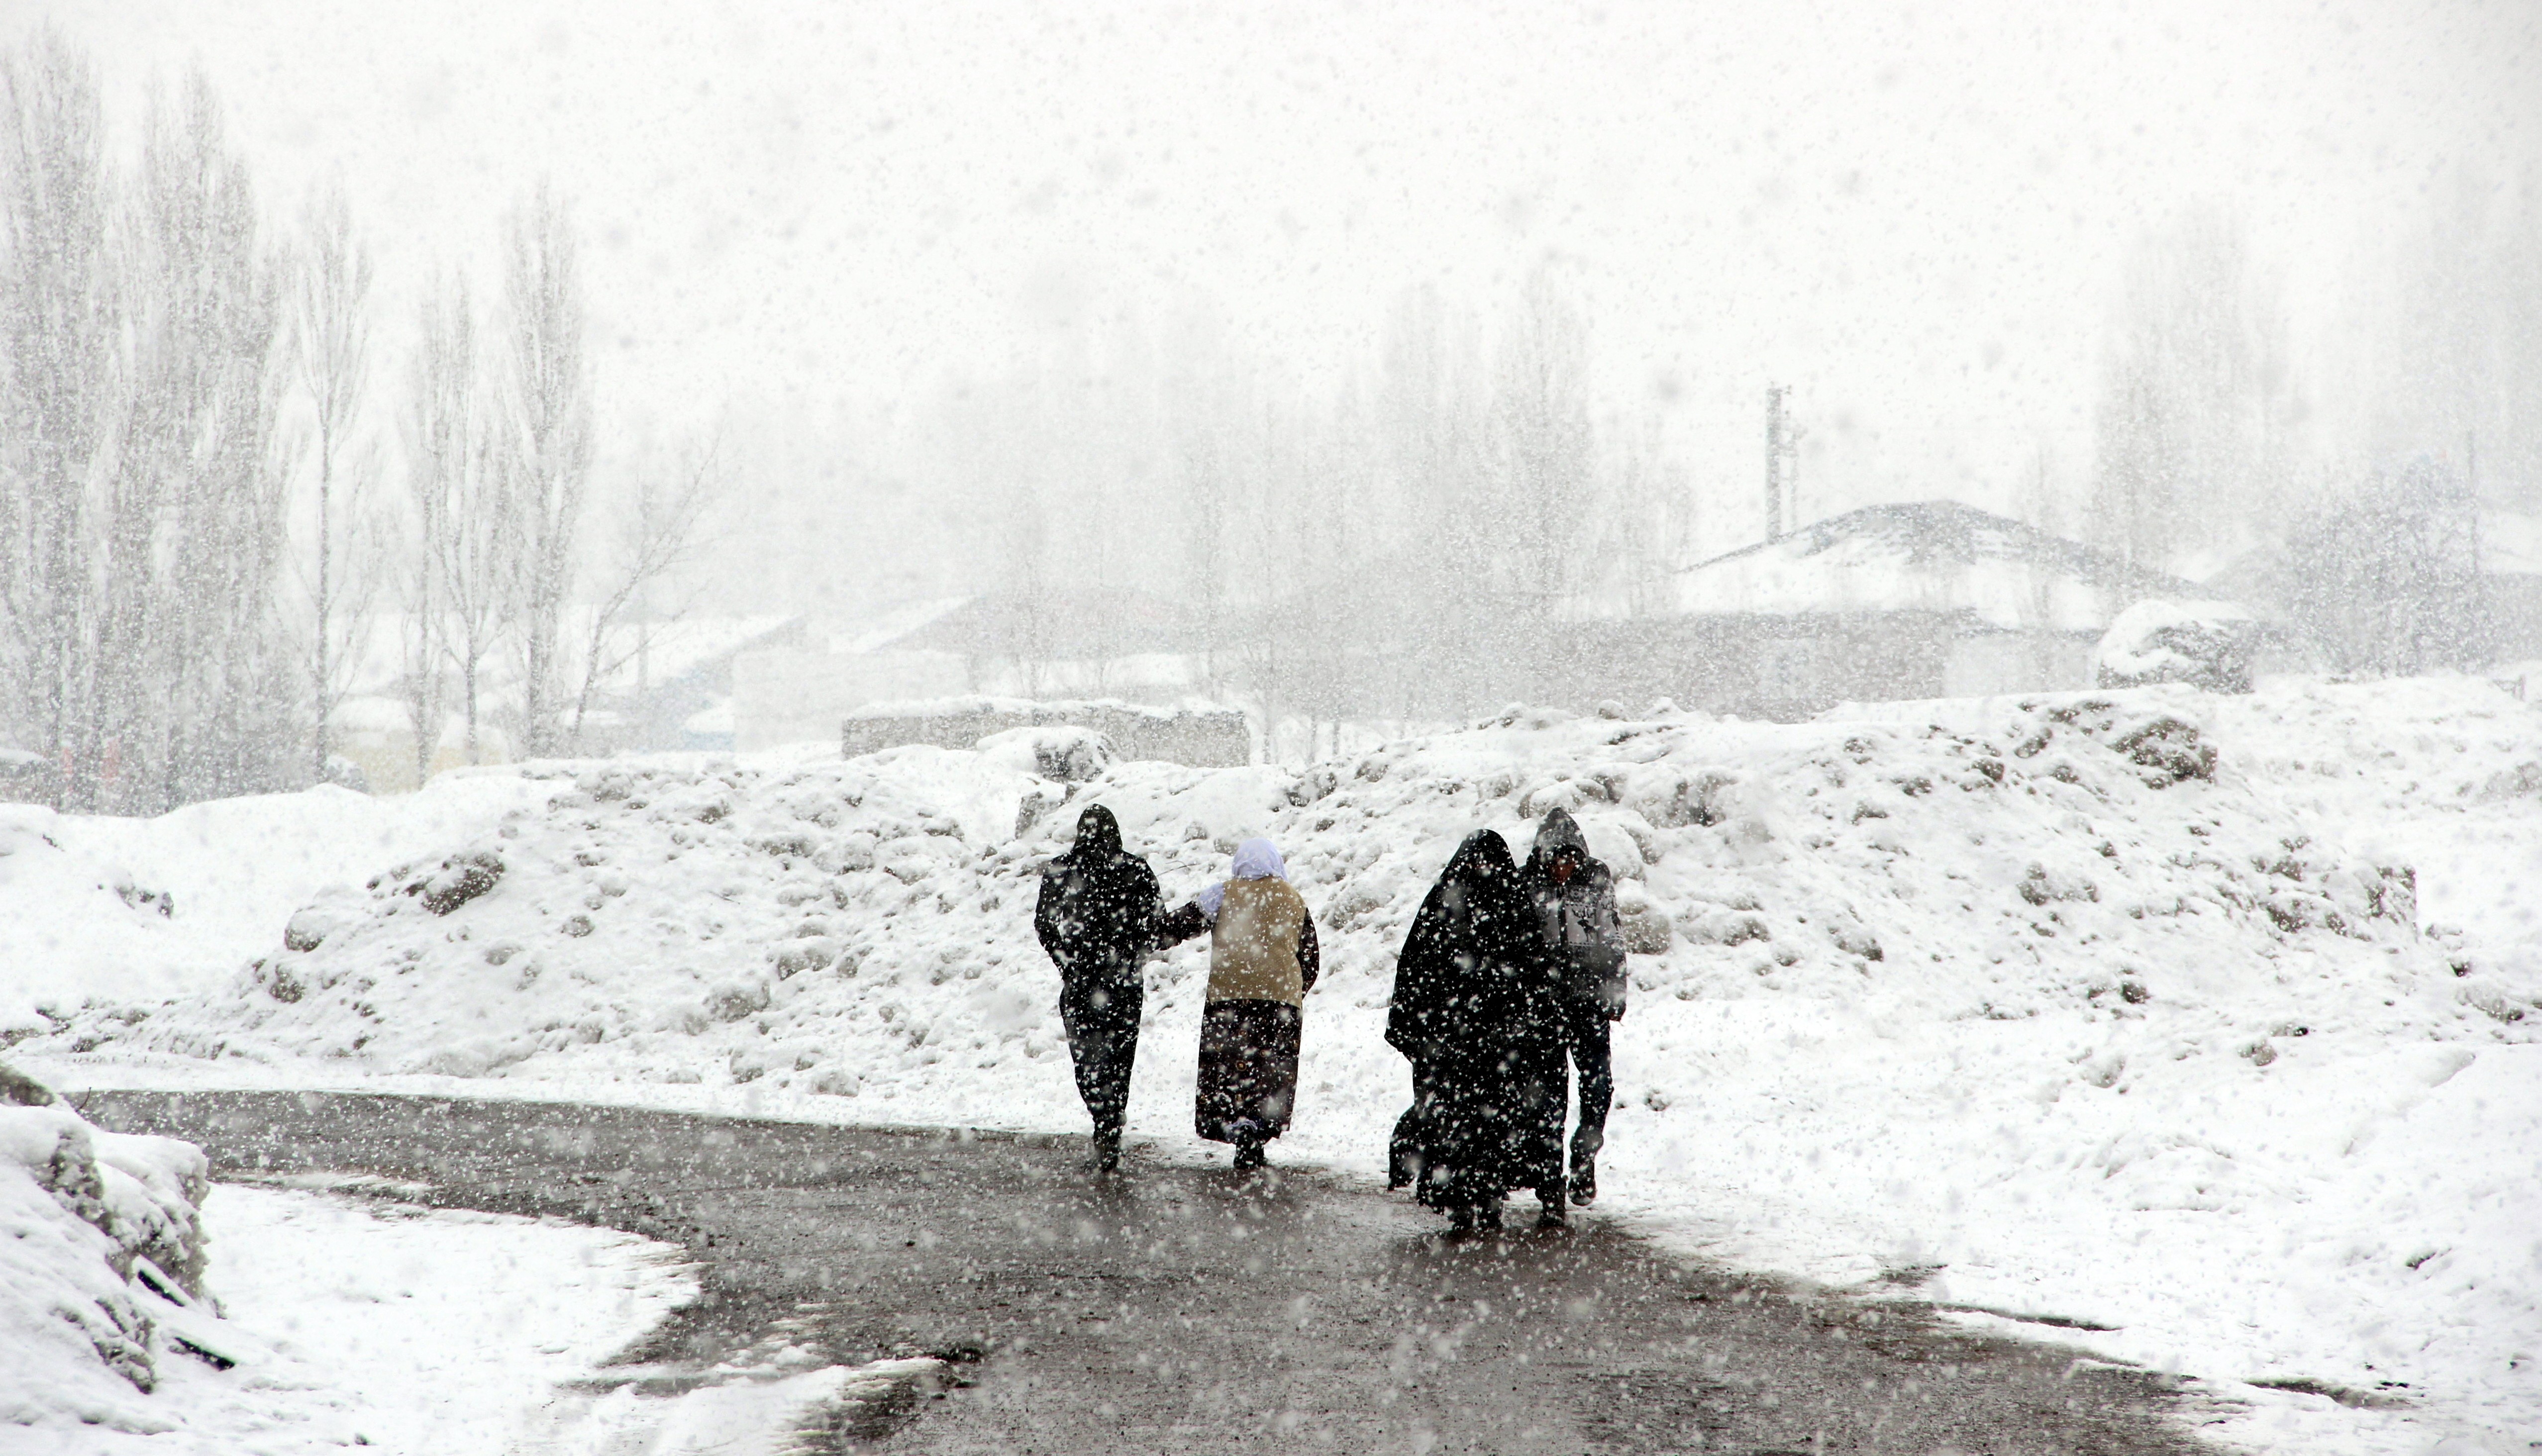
[81,1090,2214,1455]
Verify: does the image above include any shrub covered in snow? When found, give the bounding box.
[0,1062,212,1427]
[2096,597,2262,692]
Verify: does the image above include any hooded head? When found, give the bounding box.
[1533,806,1590,858]
[1533,806,1592,879]
[1443,828,1517,885]
[1071,804,1123,860]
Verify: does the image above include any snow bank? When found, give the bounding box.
[0,774,551,1040]
[0,1064,210,1434]
[0,1065,694,1454]
[25,1183,697,1456]
[17,676,2542,1452]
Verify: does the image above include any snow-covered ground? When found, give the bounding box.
[0,1080,708,1456]
[9,674,2540,1455]
[19,1184,699,1456]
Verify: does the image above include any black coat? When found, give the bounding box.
[1035,806,1162,987]
[1386,830,1569,1206]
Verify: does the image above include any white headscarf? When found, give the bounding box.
[1196,837,1286,921]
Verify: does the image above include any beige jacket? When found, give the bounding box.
[1207,877,1312,1005]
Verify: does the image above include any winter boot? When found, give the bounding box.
[1568,1161,1596,1206]
[1568,1121,1604,1205]
[1536,1183,1568,1229]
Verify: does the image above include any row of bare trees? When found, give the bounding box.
[2087,175,2542,672]
[0,42,296,813]
[926,264,1688,751]
[0,31,714,811]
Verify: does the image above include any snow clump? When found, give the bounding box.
[2096,597,2263,693]
[0,1061,213,1429]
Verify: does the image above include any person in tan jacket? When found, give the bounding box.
[1157,838,1319,1172]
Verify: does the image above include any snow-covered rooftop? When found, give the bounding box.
[822,596,973,656]
[1665,499,2228,633]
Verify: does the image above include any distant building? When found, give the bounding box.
[732,590,1209,752]
[839,697,1252,767]
[2483,508,2542,665]
[1561,500,2252,721]
[544,612,808,755]
[732,597,975,752]
[327,612,804,790]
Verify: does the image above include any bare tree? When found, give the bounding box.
[0,30,116,803]
[1380,284,1497,718]
[1606,414,1694,619]
[392,440,445,791]
[286,180,380,780]
[2088,206,2294,576]
[1497,263,1598,623]
[2286,458,2489,674]
[410,275,509,767]
[2367,162,2542,517]
[116,68,294,812]
[499,184,592,759]
[566,435,723,748]
[1165,321,1242,698]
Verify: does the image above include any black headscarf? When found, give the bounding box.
[1034,805,1162,980]
[1385,829,1541,1062]
[1071,802,1125,859]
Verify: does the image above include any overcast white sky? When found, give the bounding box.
[18,0,2541,561]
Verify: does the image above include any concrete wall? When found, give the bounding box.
[1942,631,2096,698]
[1556,613,1958,721]
[841,701,1253,767]
[1552,615,2135,720]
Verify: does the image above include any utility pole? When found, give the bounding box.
[1765,385,1806,542]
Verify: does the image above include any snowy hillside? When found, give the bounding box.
[12,676,2541,1454]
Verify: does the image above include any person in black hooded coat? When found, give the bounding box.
[1385,829,1570,1231]
[1034,805,1162,1171]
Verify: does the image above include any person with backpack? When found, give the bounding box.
[1521,807,1628,1206]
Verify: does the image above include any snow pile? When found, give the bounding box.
[2096,597,2262,692]
[0,774,551,1041]
[0,1063,212,1433]
[17,676,2542,1451]
[0,1058,695,1452]
[25,1182,697,1456]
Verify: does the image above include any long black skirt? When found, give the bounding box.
[1195,999,1302,1143]
[1406,1037,1568,1211]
